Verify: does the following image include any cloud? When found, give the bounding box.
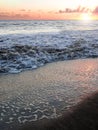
[0,12,10,17]
[59,6,91,14]
[0,11,30,19]
[93,6,98,14]
[20,9,26,12]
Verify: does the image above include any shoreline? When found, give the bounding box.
[0,57,97,76]
[0,58,98,130]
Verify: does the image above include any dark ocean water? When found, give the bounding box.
[0,20,98,73]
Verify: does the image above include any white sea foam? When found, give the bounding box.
[0,20,98,73]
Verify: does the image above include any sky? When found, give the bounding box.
[0,0,98,20]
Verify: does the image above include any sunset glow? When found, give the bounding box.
[0,0,98,20]
[81,13,92,21]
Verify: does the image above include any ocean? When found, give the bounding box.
[0,20,98,73]
[0,20,98,130]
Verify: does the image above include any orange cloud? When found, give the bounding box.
[0,6,98,20]
[93,6,98,14]
[0,11,31,20]
[20,9,26,12]
[58,6,98,20]
[59,6,91,13]
[0,10,64,20]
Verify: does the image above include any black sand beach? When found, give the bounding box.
[0,58,98,130]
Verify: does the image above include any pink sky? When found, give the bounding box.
[0,0,98,20]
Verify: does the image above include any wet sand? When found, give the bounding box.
[0,58,98,130]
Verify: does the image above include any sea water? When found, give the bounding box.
[0,20,98,73]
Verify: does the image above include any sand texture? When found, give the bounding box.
[0,58,98,130]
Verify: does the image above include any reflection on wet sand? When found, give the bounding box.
[0,58,98,130]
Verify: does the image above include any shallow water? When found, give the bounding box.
[0,58,98,130]
[0,20,98,73]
